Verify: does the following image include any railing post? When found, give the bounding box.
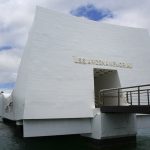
[126,92,129,104]
[147,89,149,105]
[130,91,132,105]
[99,84,150,107]
[118,89,120,106]
[103,92,105,106]
[138,86,140,105]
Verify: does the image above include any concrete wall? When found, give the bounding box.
[0,94,3,117]
[5,7,150,121]
[23,118,91,137]
[136,114,150,134]
[83,109,136,140]
[101,113,136,139]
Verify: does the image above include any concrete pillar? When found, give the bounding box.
[82,109,137,140]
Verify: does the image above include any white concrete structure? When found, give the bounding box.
[1,7,150,139]
[137,114,150,135]
[0,93,3,117]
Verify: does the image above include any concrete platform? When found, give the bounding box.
[100,106,150,114]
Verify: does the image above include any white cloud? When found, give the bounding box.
[0,89,12,98]
[0,48,20,86]
[0,0,150,93]
[47,0,150,30]
[0,49,20,72]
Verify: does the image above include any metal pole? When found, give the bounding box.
[103,92,105,106]
[130,91,132,105]
[138,86,140,105]
[126,92,129,104]
[118,89,120,106]
[147,89,149,105]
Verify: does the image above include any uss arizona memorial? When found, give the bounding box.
[0,7,150,141]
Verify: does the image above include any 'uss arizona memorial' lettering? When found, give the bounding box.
[73,56,133,69]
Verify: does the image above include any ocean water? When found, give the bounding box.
[0,121,150,150]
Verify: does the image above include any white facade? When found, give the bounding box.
[1,7,150,138]
[0,94,3,117]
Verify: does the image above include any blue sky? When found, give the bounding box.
[70,4,114,21]
[0,82,15,89]
[0,45,13,51]
[0,0,150,94]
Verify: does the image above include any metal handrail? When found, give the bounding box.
[100,88,150,95]
[100,84,150,93]
[99,84,150,106]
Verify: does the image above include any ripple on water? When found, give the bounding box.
[0,122,150,150]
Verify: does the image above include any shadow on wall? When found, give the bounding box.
[93,69,121,107]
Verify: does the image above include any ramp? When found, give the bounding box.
[99,84,150,114]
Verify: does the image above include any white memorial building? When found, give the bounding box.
[1,7,150,140]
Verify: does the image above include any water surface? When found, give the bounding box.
[0,121,149,150]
